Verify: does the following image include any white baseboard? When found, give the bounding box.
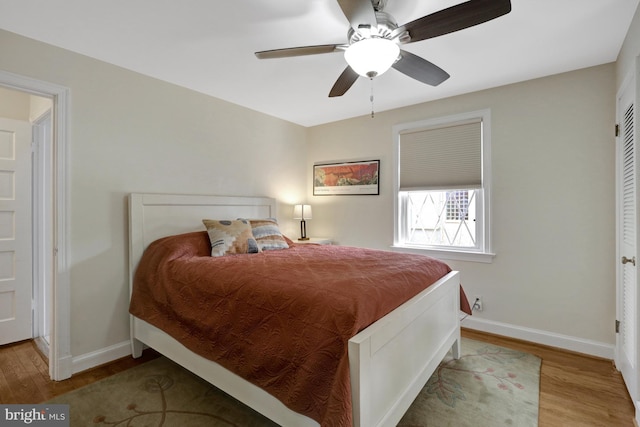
[462,316,615,359]
[71,340,131,375]
[56,355,73,381]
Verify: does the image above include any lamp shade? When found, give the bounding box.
[344,38,400,78]
[293,204,312,220]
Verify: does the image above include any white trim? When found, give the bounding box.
[0,70,71,380]
[72,341,131,375]
[462,316,615,359]
[391,245,495,263]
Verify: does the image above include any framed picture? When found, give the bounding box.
[313,160,380,196]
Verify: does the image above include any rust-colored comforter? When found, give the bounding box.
[129,231,459,426]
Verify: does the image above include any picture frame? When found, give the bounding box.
[313,160,380,196]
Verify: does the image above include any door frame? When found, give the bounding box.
[0,69,71,380]
[32,109,53,356]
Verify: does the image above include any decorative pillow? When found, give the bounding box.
[202,219,261,257]
[245,218,289,251]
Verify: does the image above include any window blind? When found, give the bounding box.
[399,119,482,191]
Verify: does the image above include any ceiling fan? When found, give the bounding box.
[255,0,512,97]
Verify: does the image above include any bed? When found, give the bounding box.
[128,193,464,427]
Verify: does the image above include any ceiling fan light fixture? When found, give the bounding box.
[344,38,399,78]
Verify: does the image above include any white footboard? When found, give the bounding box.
[348,270,461,427]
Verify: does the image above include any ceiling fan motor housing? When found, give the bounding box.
[347,11,398,44]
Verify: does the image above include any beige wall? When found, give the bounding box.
[307,64,616,346]
[29,94,52,121]
[616,1,640,87]
[0,86,30,119]
[0,86,53,121]
[0,29,307,358]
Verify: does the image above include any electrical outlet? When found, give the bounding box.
[473,296,483,312]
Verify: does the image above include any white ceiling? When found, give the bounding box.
[0,0,638,127]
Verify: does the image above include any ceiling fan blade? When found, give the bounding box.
[393,0,511,43]
[392,50,450,86]
[329,66,359,97]
[336,0,378,30]
[255,45,343,59]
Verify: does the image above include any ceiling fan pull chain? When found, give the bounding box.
[370,78,375,118]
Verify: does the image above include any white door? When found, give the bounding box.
[32,111,53,350]
[616,73,639,416]
[0,118,32,345]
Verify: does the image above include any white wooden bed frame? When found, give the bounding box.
[128,193,461,427]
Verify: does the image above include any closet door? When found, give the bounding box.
[616,70,639,420]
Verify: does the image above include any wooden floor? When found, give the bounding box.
[463,329,636,427]
[0,330,635,426]
[0,340,159,404]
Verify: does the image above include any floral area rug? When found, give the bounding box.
[47,338,540,426]
[398,338,541,426]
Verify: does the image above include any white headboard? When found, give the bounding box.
[128,193,276,294]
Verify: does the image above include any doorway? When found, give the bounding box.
[0,70,70,381]
[0,88,50,350]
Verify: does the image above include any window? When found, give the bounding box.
[405,190,477,247]
[392,110,493,263]
[446,190,470,221]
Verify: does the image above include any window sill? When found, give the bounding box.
[390,245,495,263]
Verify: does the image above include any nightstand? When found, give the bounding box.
[296,238,332,245]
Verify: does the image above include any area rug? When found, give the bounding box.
[47,338,540,426]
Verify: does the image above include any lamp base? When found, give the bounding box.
[298,219,309,241]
